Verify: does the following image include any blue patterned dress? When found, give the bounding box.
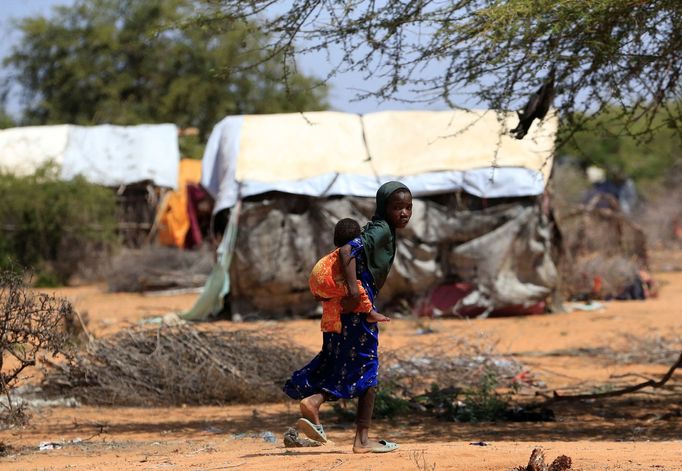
[283,237,380,400]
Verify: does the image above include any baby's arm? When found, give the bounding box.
[339,244,360,312]
[350,270,390,323]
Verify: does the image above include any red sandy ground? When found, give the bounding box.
[1,271,681,470]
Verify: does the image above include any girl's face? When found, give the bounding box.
[385,190,413,229]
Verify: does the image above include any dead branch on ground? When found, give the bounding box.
[548,352,682,402]
[511,447,572,471]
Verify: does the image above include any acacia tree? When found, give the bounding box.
[3,0,328,138]
[193,0,682,141]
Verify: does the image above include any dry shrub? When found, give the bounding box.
[636,187,682,249]
[106,246,213,292]
[381,335,525,397]
[1,269,73,426]
[331,334,535,422]
[556,207,648,299]
[41,323,309,405]
[604,333,682,365]
[564,253,641,299]
[541,333,682,369]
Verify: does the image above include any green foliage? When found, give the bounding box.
[0,115,14,130]
[410,370,511,422]
[561,108,682,189]
[331,381,411,421]
[179,135,205,159]
[0,164,118,285]
[4,0,328,138]
[332,369,512,422]
[373,382,411,419]
[457,369,511,422]
[411,384,462,419]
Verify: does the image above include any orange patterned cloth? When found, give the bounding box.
[309,249,373,333]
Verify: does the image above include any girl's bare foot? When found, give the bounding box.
[353,428,398,453]
[352,438,384,452]
[367,311,390,323]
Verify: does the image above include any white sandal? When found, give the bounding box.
[296,418,328,443]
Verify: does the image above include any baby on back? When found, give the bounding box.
[309,218,389,333]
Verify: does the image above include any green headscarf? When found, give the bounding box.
[360,181,410,289]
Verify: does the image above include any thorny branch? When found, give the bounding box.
[192,0,682,140]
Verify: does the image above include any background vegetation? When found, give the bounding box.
[560,108,682,192]
[2,0,328,140]
[0,165,118,286]
[0,268,73,426]
[0,0,331,282]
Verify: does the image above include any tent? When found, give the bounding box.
[0,124,180,188]
[201,110,554,213]
[0,123,181,246]
[185,109,560,320]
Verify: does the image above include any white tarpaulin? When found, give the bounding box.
[202,110,557,213]
[61,124,179,188]
[236,111,369,181]
[362,110,555,181]
[0,125,70,175]
[0,124,180,188]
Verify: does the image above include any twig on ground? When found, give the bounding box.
[550,352,682,402]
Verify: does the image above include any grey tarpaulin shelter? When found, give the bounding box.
[183,110,559,320]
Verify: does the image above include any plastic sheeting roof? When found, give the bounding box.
[0,124,180,189]
[202,110,557,212]
[0,125,70,176]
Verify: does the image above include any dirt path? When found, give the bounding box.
[2,273,681,470]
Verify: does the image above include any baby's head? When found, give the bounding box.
[333,218,361,247]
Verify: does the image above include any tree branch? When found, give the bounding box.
[548,352,682,402]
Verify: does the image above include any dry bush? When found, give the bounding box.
[550,163,592,209]
[381,335,525,398]
[556,207,648,299]
[330,334,536,422]
[41,323,309,405]
[636,187,682,250]
[600,333,682,366]
[106,246,213,292]
[0,269,73,426]
[563,253,641,299]
[540,333,682,369]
